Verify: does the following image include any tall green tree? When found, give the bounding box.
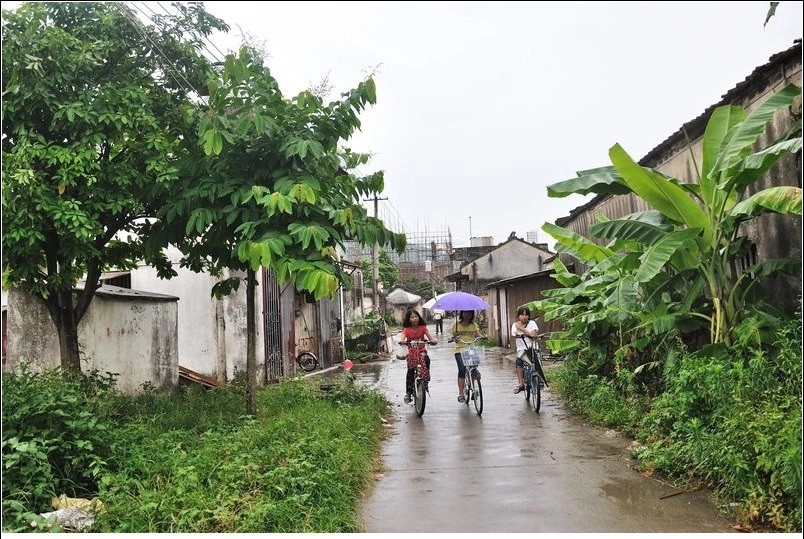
[359,248,399,293]
[150,46,405,413]
[1,2,228,370]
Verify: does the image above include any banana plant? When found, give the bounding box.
[544,83,802,346]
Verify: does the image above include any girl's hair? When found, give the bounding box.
[403,309,423,327]
[516,306,530,317]
[459,310,475,323]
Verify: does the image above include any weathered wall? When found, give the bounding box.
[6,286,178,394]
[487,274,564,348]
[130,249,266,383]
[462,239,554,291]
[555,42,802,312]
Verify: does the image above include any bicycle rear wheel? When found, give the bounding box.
[471,370,483,415]
[530,374,541,412]
[414,377,427,416]
[297,351,318,372]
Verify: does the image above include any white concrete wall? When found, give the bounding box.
[6,287,178,395]
[129,246,266,383]
[465,240,551,282]
[79,291,178,394]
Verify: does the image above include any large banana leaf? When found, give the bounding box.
[609,143,711,238]
[546,166,631,198]
[547,257,582,287]
[710,83,801,175]
[589,210,673,245]
[725,138,803,193]
[701,105,745,212]
[602,275,638,311]
[542,222,614,264]
[728,186,803,226]
[635,228,702,283]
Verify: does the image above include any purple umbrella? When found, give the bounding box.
[429,291,490,311]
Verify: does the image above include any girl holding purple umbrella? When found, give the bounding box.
[451,310,482,403]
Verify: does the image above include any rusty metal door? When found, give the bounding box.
[262,270,284,380]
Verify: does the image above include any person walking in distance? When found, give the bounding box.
[400,309,437,404]
[512,306,539,394]
[432,308,445,335]
[452,310,481,403]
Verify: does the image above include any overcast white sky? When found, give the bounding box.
[199,1,802,249]
[24,1,801,249]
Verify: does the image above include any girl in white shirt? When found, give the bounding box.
[511,306,539,393]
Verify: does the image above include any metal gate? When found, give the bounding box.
[262,270,284,381]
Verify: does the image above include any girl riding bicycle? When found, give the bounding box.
[400,309,436,404]
[452,310,481,403]
[512,306,539,394]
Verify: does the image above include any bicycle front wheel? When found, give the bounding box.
[414,377,427,417]
[297,352,318,372]
[471,371,483,415]
[530,374,541,412]
[524,367,531,401]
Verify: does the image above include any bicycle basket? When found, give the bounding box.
[460,346,485,367]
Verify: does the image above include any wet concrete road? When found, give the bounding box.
[356,326,734,533]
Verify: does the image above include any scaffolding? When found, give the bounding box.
[341,200,458,288]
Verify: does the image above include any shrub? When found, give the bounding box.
[2,366,122,531]
[635,313,802,531]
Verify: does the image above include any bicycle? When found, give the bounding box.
[519,334,549,412]
[296,337,319,372]
[451,335,484,415]
[399,338,433,417]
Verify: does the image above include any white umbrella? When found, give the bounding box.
[422,293,448,310]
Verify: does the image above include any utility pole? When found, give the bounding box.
[364,195,387,311]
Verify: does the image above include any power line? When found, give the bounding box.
[115,2,209,107]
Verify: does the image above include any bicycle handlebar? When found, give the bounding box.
[448,335,484,344]
[399,339,435,345]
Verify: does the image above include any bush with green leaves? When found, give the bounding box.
[635,311,802,531]
[2,366,123,531]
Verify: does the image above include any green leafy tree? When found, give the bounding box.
[359,248,399,293]
[1,2,228,370]
[378,248,400,292]
[150,46,405,413]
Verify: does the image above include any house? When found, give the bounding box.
[124,246,349,382]
[485,268,567,349]
[445,235,558,345]
[4,243,358,393]
[554,40,803,313]
[447,235,555,295]
[385,287,423,324]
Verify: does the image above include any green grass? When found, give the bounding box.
[2,370,390,533]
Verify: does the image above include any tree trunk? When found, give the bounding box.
[46,290,82,371]
[246,268,257,416]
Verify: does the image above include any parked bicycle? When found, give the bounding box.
[399,338,433,417]
[451,335,484,415]
[519,334,548,412]
[296,337,319,372]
